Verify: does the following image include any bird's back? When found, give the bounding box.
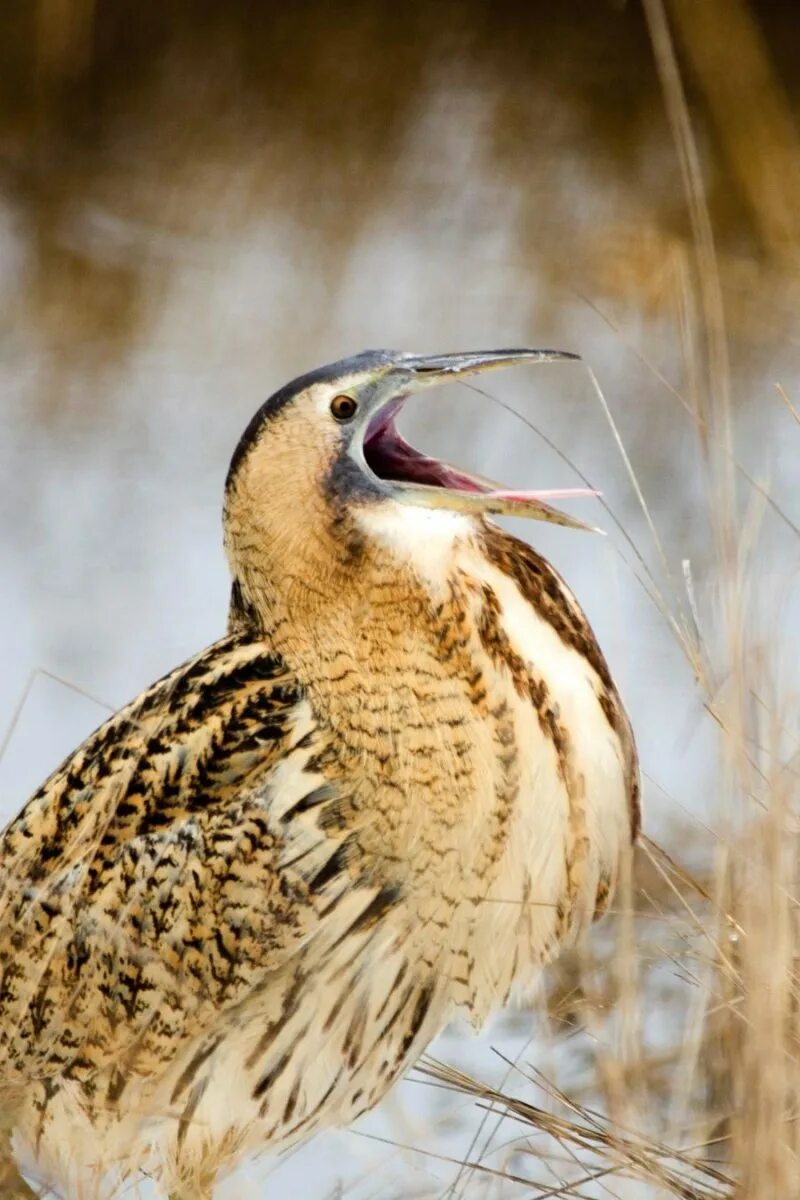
[0,637,307,1083]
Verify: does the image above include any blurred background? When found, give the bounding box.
[1,1,799,1196]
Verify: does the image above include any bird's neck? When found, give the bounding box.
[228,501,478,676]
[231,503,501,888]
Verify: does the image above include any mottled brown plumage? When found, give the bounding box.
[0,349,638,1198]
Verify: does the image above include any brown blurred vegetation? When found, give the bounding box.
[2,0,800,401]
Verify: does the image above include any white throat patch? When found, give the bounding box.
[356,502,476,588]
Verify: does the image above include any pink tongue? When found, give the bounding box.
[483,487,600,501]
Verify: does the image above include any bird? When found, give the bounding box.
[0,348,638,1199]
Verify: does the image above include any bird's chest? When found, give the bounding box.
[331,535,625,1019]
[290,521,628,1021]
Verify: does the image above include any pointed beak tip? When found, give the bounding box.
[520,348,582,363]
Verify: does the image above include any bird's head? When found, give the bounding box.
[224,348,592,619]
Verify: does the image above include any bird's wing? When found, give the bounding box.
[0,633,381,1086]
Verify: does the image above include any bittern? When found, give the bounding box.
[0,349,638,1199]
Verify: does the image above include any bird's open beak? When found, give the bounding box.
[360,348,599,532]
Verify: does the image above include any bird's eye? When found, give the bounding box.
[330,394,358,422]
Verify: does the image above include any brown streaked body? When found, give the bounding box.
[0,349,638,1198]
